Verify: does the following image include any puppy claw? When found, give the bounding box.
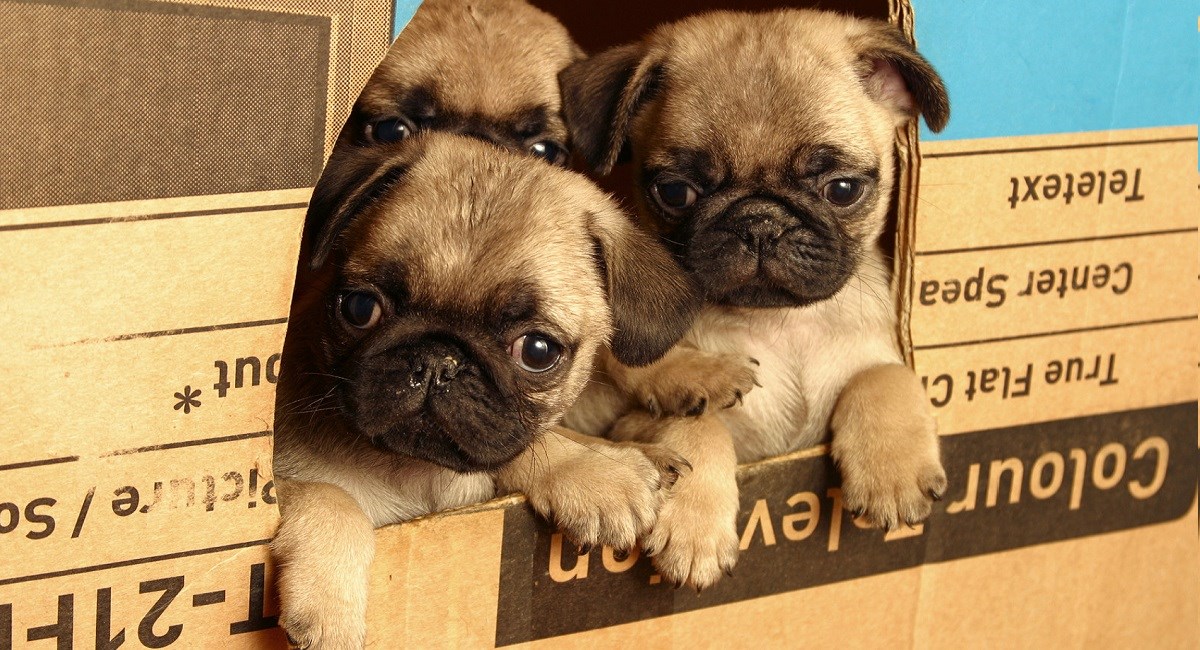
[685,397,708,417]
[612,548,629,562]
[748,357,760,366]
[646,397,661,419]
[929,489,944,501]
[638,446,693,488]
[577,543,592,555]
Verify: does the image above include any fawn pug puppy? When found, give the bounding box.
[273,133,698,648]
[341,0,581,165]
[560,9,951,589]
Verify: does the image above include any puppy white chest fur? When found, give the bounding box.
[276,431,495,527]
[695,252,902,462]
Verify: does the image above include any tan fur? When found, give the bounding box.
[562,9,950,588]
[603,346,760,418]
[272,480,376,650]
[274,135,690,647]
[496,425,692,551]
[608,412,739,587]
[349,0,580,149]
[830,364,945,528]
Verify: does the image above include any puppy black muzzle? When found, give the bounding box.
[397,339,472,400]
[727,197,793,255]
[685,196,854,308]
[341,333,533,472]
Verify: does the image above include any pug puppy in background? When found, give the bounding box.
[340,0,580,165]
[273,133,698,648]
[560,9,951,589]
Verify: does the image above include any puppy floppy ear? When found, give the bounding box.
[588,206,701,367]
[305,143,418,270]
[852,24,950,133]
[560,43,661,175]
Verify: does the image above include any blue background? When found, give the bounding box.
[912,1,1199,142]
[391,1,1199,149]
[393,0,421,39]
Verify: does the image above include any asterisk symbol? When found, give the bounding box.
[174,386,202,414]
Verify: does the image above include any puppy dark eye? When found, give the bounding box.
[339,291,382,329]
[651,180,699,216]
[369,118,413,144]
[822,178,865,206]
[509,333,562,372]
[529,141,567,166]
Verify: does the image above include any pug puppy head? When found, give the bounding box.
[560,10,949,308]
[299,133,699,472]
[343,0,583,166]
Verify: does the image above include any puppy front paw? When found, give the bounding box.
[524,439,691,551]
[642,463,740,590]
[275,547,370,650]
[635,351,760,417]
[272,480,375,650]
[837,449,946,530]
[831,365,946,530]
[278,605,365,650]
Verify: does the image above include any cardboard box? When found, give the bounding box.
[1,1,392,646]
[2,0,1196,647]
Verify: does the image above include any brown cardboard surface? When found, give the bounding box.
[0,189,293,646]
[352,397,1197,647]
[916,320,1196,436]
[1,1,392,646]
[912,504,1200,649]
[525,569,926,649]
[2,541,283,648]
[4,0,1197,647]
[909,235,1195,346]
[913,127,1196,253]
[906,126,1199,438]
[365,505,512,648]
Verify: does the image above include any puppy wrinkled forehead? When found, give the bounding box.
[362,0,577,120]
[646,11,891,171]
[344,140,606,329]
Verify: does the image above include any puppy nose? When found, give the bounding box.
[409,354,463,390]
[396,337,472,395]
[735,214,785,249]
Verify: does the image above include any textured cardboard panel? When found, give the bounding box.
[365,507,509,648]
[167,0,396,158]
[1,438,278,581]
[0,0,395,211]
[0,190,306,462]
[352,403,1195,647]
[915,321,1197,436]
[913,127,1196,253]
[0,0,331,209]
[492,404,1197,645]
[904,126,1200,437]
[912,507,1200,649]
[0,1,393,645]
[1,543,283,648]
